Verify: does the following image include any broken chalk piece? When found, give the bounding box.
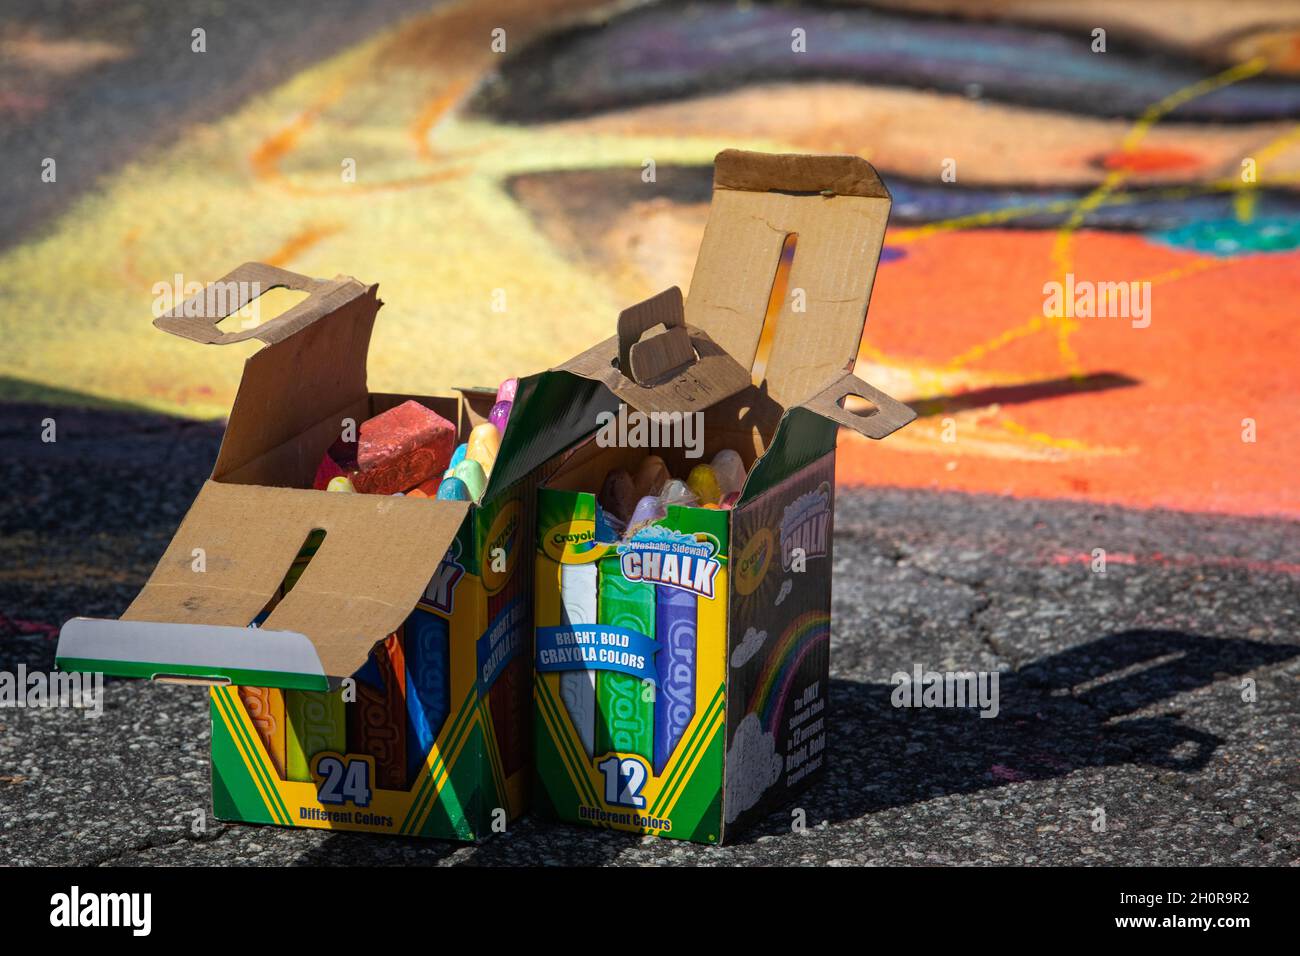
[353,400,456,495]
[496,377,518,404]
[449,442,467,470]
[327,475,356,493]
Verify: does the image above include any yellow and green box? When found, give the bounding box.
[55,263,601,840]
[530,149,915,843]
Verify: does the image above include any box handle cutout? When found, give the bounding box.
[803,371,918,440]
[154,262,341,346]
[617,287,699,385]
[837,392,879,417]
[215,286,310,335]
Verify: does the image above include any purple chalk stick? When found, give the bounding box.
[490,400,512,434]
[653,585,697,774]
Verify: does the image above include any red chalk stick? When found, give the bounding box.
[350,631,408,791]
[312,436,358,490]
[313,453,344,490]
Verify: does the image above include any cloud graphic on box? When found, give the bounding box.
[724,712,783,824]
[730,627,766,669]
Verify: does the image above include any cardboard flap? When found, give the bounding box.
[801,371,916,439]
[686,150,892,410]
[714,148,890,199]
[616,286,695,385]
[486,370,619,498]
[560,327,751,416]
[57,618,328,691]
[210,274,380,480]
[120,480,469,681]
[153,262,366,346]
[560,286,752,415]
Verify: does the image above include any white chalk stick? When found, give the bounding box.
[559,562,598,756]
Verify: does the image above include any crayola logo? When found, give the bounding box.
[734,527,774,596]
[542,519,608,564]
[482,500,521,593]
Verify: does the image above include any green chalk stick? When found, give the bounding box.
[595,557,655,761]
[285,689,346,782]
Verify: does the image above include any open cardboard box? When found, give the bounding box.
[529,150,916,842]
[55,263,607,838]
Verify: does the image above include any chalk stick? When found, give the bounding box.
[490,400,512,434]
[349,631,407,791]
[595,557,654,760]
[281,528,326,595]
[653,586,697,774]
[238,686,287,778]
[490,654,529,779]
[633,455,670,499]
[403,609,451,781]
[285,688,346,783]
[466,422,501,477]
[313,453,344,491]
[686,464,722,506]
[711,448,746,497]
[599,469,637,524]
[487,575,527,778]
[658,479,699,509]
[558,562,598,756]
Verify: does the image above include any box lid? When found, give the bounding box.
[555,150,915,445]
[56,263,473,688]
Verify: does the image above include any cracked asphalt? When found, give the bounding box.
[1,402,1296,866]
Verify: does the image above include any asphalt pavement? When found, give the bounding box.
[1,402,1295,866]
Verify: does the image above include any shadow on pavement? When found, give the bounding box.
[731,629,1299,843]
